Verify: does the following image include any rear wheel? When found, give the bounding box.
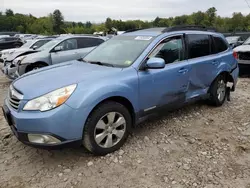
[83,101,132,155]
[208,74,227,107]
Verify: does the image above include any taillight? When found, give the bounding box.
[233,51,238,59]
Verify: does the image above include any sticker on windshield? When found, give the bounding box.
[124,60,132,65]
[135,36,152,41]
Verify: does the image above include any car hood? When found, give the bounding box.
[13,61,123,99]
[234,45,250,52]
[6,49,38,61]
[1,48,20,54]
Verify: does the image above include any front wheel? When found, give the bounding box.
[83,101,132,155]
[208,74,227,107]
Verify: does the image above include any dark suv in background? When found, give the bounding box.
[0,37,23,50]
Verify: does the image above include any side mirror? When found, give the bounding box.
[32,46,38,50]
[53,46,63,52]
[145,57,165,69]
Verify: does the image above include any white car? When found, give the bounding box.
[0,39,52,63]
[234,37,250,66]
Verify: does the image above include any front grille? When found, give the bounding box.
[238,52,250,60]
[7,85,23,110]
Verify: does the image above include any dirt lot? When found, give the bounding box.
[0,66,250,188]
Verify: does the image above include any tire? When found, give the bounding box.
[25,63,47,73]
[83,101,132,155]
[208,74,227,107]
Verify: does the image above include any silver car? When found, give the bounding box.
[9,35,105,79]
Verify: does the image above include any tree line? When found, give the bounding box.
[0,7,250,35]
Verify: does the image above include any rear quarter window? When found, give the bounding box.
[77,38,104,49]
[187,34,210,59]
[212,36,228,54]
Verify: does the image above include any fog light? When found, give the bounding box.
[28,134,61,144]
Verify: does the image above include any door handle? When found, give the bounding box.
[178,68,188,74]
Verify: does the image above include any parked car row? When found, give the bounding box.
[226,36,245,48]
[1,26,239,155]
[1,35,106,79]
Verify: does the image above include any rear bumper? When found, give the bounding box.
[230,65,239,91]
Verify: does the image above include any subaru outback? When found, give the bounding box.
[2,26,239,155]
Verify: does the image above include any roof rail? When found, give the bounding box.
[123,28,143,33]
[164,25,217,32]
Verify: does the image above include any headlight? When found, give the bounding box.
[23,84,77,112]
[14,56,26,65]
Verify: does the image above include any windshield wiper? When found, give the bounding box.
[81,59,114,67]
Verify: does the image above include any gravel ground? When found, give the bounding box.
[1,65,250,188]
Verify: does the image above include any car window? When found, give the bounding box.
[83,35,154,67]
[149,36,184,64]
[55,38,77,51]
[5,38,13,41]
[226,36,240,44]
[187,34,210,59]
[21,40,33,48]
[212,36,228,54]
[77,38,104,48]
[31,40,50,49]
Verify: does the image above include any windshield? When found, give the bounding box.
[38,39,61,51]
[83,35,154,67]
[244,37,250,45]
[21,40,33,48]
[226,36,240,44]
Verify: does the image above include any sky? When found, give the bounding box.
[1,0,250,22]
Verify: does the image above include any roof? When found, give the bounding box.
[123,26,218,37]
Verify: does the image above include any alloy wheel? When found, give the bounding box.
[94,112,126,148]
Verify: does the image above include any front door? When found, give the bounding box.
[138,35,190,114]
[51,38,79,64]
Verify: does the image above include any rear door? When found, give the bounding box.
[51,38,79,64]
[76,37,104,58]
[186,34,218,99]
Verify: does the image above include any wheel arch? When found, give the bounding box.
[86,96,136,126]
[209,71,234,93]
[25,61,48,72]
[216,71,234,83]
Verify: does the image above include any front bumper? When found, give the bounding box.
[1,64,18,80]
[2,100,87,149]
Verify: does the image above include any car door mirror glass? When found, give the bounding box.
[146,57,165,69]
[32,46,38,50]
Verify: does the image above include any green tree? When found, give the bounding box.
[5,9,14,17]
[206,7,217,26]
[52,9,64,34]
[105,17,113,30]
